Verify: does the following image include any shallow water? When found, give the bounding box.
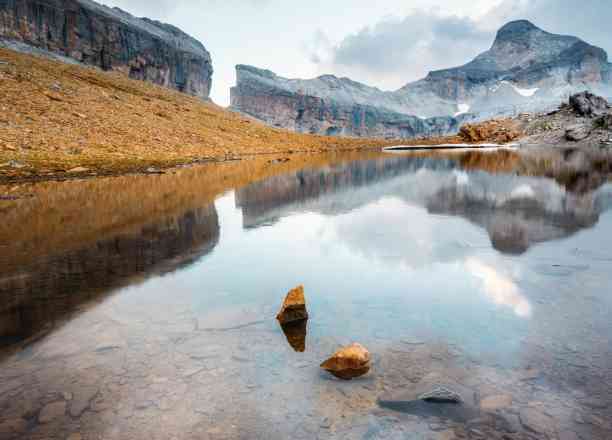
[1,151,611,439]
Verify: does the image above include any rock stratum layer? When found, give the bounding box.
[0,0,212,98]
[231,20,612,138]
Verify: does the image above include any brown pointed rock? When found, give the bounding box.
[276,285,308,325]
[320,343,371,380]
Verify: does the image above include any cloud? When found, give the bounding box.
[310,10,492,90]
[311,0,612,91]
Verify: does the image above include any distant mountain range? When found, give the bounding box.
[231,20,612,138]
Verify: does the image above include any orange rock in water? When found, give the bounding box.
[276,285,308,324]
[320,343,371,380]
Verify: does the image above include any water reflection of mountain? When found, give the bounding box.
[236,156,612,254]
[235,157,456,228]
[0,205,219,347]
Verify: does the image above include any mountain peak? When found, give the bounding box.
[494,20,541,43]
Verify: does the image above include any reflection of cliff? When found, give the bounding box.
[236,154,611,254]
[0,205,219,346]
[235,157,455,228]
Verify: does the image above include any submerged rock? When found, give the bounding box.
[276,285,308,325]
[280,319,307,352]
[418,386,463,404]
[320,343,371,380]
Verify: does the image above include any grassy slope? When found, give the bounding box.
[0,47,526,182]
[0,48,401,180]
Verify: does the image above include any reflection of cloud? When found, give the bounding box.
[333,197,481,269]
[465,258,531,318]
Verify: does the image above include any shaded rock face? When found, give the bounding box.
[231,65,467,139]
[231,20,612,138]
[0,0,212,99]
[569,91,611,117]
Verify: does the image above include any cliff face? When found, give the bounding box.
[231,20,612,139]
[231,65,468,139]
[0,0,212,98]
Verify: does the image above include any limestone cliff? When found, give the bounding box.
[0,0,213,98]
[231,65,469,139]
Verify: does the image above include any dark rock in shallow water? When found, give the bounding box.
[378,373,479,421]
[0,0,213,99]
[418,386,464,404]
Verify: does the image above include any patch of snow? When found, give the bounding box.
[511,84,539,97]
[454,103,470,117]
[491,80,539,97]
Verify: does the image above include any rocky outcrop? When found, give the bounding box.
[231,20,612,138]
[569,91,611,117]
[0,0,213,98]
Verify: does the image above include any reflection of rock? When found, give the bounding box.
[280,320,307,353]
[320,343,371,380]
[276,286,308,325]
[0,205,220,348]
[378,372,479,421]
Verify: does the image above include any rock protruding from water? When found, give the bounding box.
[276,285,308,325]
[569,92,610,117]
[320,343,371,380]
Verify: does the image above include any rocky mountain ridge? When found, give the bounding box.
[231,20,612,138]
[0,0,213,98]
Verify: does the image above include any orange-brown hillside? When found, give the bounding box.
[0,48,396,179]
[0,47,522,182]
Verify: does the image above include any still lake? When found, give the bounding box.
[0,149,611,439]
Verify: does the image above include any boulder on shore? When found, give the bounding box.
[565,124,591,141]
[569,91,610,117]
[276,285,308,325]
[320,343,371,380]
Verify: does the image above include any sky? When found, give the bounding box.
[100,0,612,106]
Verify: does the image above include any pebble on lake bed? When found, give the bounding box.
[276,285,308,324]
[320,343,371,380]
